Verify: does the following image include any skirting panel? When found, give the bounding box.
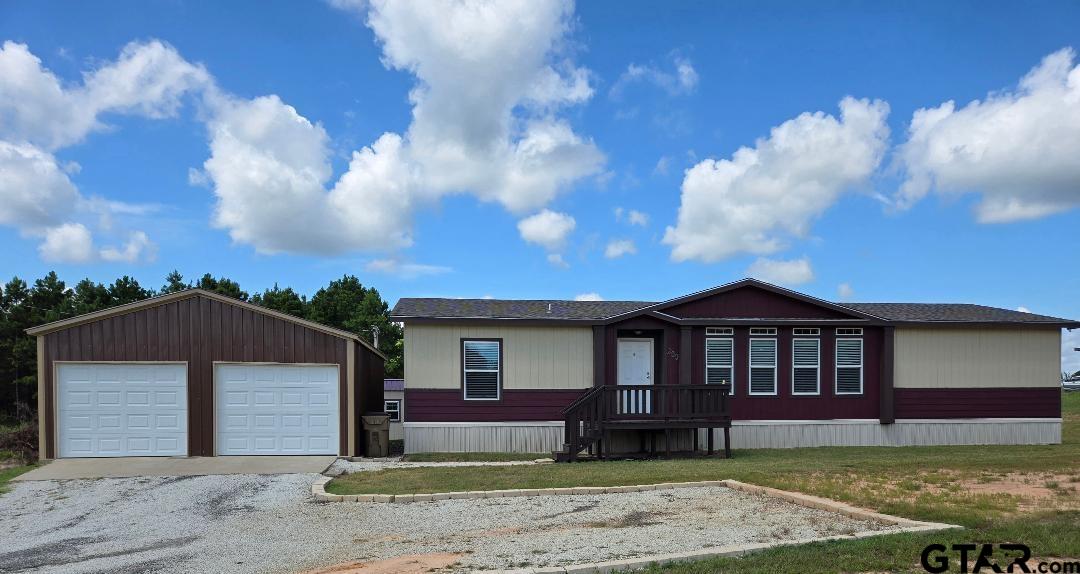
[404,422,565,454]
[710,418,1062,449]
[404,418,1061,453]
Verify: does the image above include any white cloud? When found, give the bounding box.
[610,55,698,99]
[517,209,576,251]
[38,223,95,263]
[0,39,209,151]
[0,141,80,229]
[837,282,855,301]
[1063,329,1080,375]
[1017,306,1032,314]
[364,258,451,279]
[663,97,890,262]
[896,48,1080,223]
[614,207,648,226]
[0,40,205,262]
[202,0,604,256]
[100,231,157,263]
[547,253,569,268]
[745,257,814,286]
[653,155,671,176]
[604,239,637,259]
[574,292,604,301]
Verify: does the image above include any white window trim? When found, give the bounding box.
[793,328,820,336]
[748,338,778,396]
[706,327,733,336]
[836,327,863,336]
[463,339,501,401]
[791,338,820,396]
[750,327,777,336]
[835,338,864,395]
[704,337,735,395]
[384,399,402,422]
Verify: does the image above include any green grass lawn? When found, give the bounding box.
[401,451,547,462]
[329,393,1080,572]
[0,464,35,494]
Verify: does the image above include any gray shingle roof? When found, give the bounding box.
[839,303,1072,324]
[393,297,1076,325]
[391,298,653,320]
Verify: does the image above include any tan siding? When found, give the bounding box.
[404,324,593,390]
[894,328,1060,388]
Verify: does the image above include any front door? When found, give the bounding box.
[617,338,653,414]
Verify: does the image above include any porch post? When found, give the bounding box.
[679,326,692,385]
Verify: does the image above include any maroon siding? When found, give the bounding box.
[894,388,1061,419]
[40,294,370,458]
[665,286,855,319]
[688,326,881,420]
[405,389,587,421]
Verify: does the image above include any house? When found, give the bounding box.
[27,289,385,460]
[391,278,1077,456]
[383,378,404,441]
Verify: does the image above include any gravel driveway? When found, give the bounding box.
[0,470,899,573]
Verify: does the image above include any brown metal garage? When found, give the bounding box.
[27,289,386,459]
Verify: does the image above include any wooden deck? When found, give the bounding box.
[554,384,732,462]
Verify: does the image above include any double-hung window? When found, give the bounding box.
[384,400,402,422]
[748,337,777,395]
[463,339,501,400]
[791,338,820,395]
[705,336,734,392]
[835,336,863,395]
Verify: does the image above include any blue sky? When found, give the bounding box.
[1,1,1078,369]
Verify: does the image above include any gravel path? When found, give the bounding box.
[326,457,546,475]
[0,472,898,573]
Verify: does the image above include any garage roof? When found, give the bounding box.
[26,288,387,359]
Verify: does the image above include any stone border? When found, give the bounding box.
[311,476,959,573]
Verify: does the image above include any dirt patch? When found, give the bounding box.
[586,510,668,529]
[957,473,1076,499]
[300,553,462,574]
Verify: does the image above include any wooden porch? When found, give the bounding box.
[553,384,732,462]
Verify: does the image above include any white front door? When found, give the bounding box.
[215,363,340,455]
[57,363,188,458]
[617,339,653,414]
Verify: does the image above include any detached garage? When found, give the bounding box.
[27,289,386,460]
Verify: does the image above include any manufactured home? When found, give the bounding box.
[391,279,1076,458]
[28,289,385,461]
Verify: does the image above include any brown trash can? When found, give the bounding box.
[362,413,391,457]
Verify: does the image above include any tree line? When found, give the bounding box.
[0,271,402,424]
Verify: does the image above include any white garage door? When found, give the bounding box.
[57,363,188,458]
[215,364,340,455]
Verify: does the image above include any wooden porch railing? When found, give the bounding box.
[557,384,732,462]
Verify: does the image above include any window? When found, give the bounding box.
[705,337,734,392]
[706,327,733,336]
[750,327,777,336]
[793,328,820,336]
[748,338,777,395]
[836,327,863,336]
[463,339,501,400]
[791,339,820,395]
[384,400,402,422]
[835,338,863,394]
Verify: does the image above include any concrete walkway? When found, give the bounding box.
[14,455,337,480]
